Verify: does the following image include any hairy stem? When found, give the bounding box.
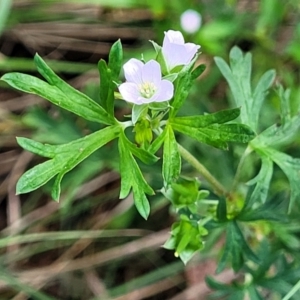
[177,144,228,197]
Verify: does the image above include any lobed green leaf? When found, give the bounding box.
[118,131,154,219]
[171,120,255,150]
[251,114,300,149]
[172,108,241,127]
[245,155,273,208]
[214,47,275,132]
[1,56,114,125]
[16,125,120,199]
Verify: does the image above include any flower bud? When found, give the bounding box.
[134,118,153,146]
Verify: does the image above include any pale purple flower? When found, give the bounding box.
[180,9,202,34]
[162,30,200,72]
[118,58,174,105]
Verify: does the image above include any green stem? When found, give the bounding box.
[177,144,228,197]
[231,146,253,192]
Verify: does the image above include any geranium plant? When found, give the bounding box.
[2,30,300,299]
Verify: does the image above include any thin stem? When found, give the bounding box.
[118,120,133,129]
[282,279,300,300]
[231,146,253,192]
[177,144,228,197]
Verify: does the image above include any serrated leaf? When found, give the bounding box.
[1,55,114,125]
[16,125,120,199]
[118,131,154,219]
[162,125,181,186]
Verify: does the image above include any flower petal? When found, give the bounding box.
[161,30,200,71]
[151,79,174,102]
[162,43,191,71]
[118,82,142,104]
[184,43,200,62]
[163,30,185,45]
[123,58,144,84]
[141,60,162,86]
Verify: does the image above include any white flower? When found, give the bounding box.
[180,9,202,34]
[162,30,200,72]
[118,58,174,105]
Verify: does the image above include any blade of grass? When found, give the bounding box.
[0,0,11,36]
[106,261,184,298]
[37,0,144,8]
[0,57,95,74]
[0,229,149,248]
[0,268,56,300]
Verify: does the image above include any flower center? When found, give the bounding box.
[139,82,157,99]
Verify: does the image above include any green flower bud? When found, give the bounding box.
[134,118,153,146]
